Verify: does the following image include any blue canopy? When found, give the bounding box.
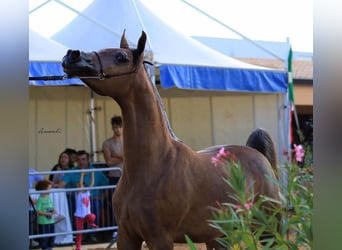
[160,65,286,93]
[29,62,83,86]
[29,60,287,93]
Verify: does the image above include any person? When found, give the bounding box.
[56,150,109,242]
[102,115,124,181]
[49,148,76,182]
[29,168,44,248]
[51,151,74,186]
[74,171,98,250]
[35,179,57,250]
[102,115,124,237]
[50,151,75,230]
[64,148,77,167]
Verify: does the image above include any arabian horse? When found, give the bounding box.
[62,31,280,250]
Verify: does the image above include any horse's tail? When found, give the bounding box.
[246,128,278,178]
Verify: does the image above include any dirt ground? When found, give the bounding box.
[49,231,307,250]
[86,243,206,250]
[55,242,206,250]
[56,241,308,250]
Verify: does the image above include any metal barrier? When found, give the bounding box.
[29,166,122,246]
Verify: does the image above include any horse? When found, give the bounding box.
[62,31,281,250]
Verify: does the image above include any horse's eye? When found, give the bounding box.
[115,51,129,64]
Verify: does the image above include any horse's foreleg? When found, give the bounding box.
[116,237,142,250]
[116,228,142,250]
[142,232,173,250]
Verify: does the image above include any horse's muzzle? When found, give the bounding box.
[62,50,81,66]
[61,50,96,77]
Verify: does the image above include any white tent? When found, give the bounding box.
[29,29,82,85]
[29,29,68,62]
[29,0,287,92]
[28,0,289,169]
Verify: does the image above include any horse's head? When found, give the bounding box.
[61,30,147,97]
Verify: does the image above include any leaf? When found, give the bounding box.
[185,235,197,250]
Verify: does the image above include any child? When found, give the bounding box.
[74,171,98,250]
[35,179,56,250]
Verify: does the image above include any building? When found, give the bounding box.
[193,36,313,147]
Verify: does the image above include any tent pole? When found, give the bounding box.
[89,90,97,162]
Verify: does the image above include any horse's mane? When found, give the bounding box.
[144,62,183,143]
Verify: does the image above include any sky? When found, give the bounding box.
[29,0,313,53]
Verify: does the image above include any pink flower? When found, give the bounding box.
[244,202,253,210]
[211,156,221,167]
[293,144,305,162]
[293,190,300,196]
[218,147,229,158]
[211,148,237,166]
[233,202,253,211]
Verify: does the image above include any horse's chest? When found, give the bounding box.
[114,186,147,213]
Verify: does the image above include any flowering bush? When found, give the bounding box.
[186,144,313,249]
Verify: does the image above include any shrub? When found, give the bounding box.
[186,144,313,249]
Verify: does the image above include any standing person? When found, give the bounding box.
[57,150,109,242]
[74,171,98,250]
[35,179,57,250]
[102,115,124,180]
[102,115,124,238]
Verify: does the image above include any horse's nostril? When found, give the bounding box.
[71,50,81,61]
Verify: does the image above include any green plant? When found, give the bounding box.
[186,145,313,249]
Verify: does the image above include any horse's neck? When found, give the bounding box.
[115,67,173,172]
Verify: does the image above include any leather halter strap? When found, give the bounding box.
[93,51,137,80]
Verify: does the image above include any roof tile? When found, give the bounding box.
[236,58,313,79]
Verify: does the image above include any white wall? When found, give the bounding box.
[29,85,285,171]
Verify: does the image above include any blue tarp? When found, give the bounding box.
[29,62,83,86]
[29,62,287,93]
[160,65,287,93]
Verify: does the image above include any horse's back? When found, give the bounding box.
[198,143,278,196]
[198,128,278,178]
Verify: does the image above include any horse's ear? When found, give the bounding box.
[136,31,146,57]
[120,29,129,49]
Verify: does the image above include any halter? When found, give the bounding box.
[93,51,138,80]
[29,52,153,81]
